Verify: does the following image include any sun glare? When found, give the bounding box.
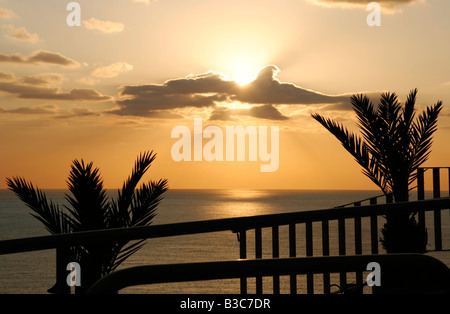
[228,57,259,86]
[234,70,256,86]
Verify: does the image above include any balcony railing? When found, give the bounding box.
[87,254,450,294]
[0,167,449,294]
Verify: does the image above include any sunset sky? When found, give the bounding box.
[1,0,450,190]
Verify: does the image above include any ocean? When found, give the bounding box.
[0,189,449,294]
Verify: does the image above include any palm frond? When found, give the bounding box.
[7,151,168,291]
[64,159,109,232]
[403,88,417,128]
[130,179,169,226]
[115,151,157,224]
[6,177,70,234]
[104,178,169,271]
[311,113,389,194]
[110,240,147,272]
[410,101,443,172]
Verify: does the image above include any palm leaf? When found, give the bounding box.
[312,89,442,200]
[64,159,110,232]
[130,179,169,226]
[411,101,443,171]
[6,150,168,291]
[311,113,389,194]
[117,151,157,213]
[6,177,70,234]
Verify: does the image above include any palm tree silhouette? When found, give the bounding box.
[6,151,168,293]
[312,89,442,253]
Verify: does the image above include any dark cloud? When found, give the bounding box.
[0,71,15,81]
[233,66,348,105]
[209,105,289,121]
[0,105,103,119]
[55,107,101,119]
[0,104,57,115]
[0,81,111,101]
[112,65,349,120]
[20,73,64,86]
[0,50,80,67]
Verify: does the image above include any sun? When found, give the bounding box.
[234,73,255,86]
[227,55,260,86]
[233,65,257,86]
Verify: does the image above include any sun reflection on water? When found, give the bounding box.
[212,189,274,218]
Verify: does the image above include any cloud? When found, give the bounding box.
[0,104,57,115]
[0,7,16,19]
[2,24,39,42]
[0,71,16,81]
[0,73,111,102]
[92,62,133,78]
[55,107,102,119]
[0,82,111,101]
[234,66,349,105]
[83,17,125,34]
[0,104,102,119]
[210,105,289,121]
[111,65,349,120]
[20,73,64,86]
[0,50,80,68]
[307,0,425,12]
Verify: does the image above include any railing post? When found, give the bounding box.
[386,194,393,204]
[338,218,346,289]
[305,221,313,294]
[354,202,363,291]
[289,223,297,294]
[417,168,425,200]
[272,226,280,294]
[322,220,330,294]
[255,227,263,294]
[239,229,247,294]
[48,246,71,294]
[369,197,378,254]
[433,168,442,251]
[433,168,441,199]
[417,168,425,230]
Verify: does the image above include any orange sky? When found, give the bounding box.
[1,0,450,190]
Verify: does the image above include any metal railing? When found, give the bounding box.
[1,197,449,294]
[86,254,450,294]
[0,167,449,294]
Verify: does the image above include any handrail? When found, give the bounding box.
[1,197,450,256]
[335,166,450,208]
[86,254,450,294]
[334,193,386,208]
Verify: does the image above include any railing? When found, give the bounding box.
[1,197,449,294]
[234,198,450,294]
[87,254,450,294]
[330,167,449,255]
[0,167,449,294]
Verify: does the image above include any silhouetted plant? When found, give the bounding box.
[312,89,442,253]
[6,151,168,293]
